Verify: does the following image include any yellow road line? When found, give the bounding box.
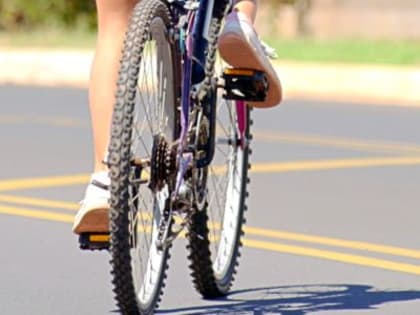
[0,174,90,192]
[4,112,419,155]
[0,204,74,223]
[244,227,420,259]
[0,114,88,128]
[3,112,420,154]
[1,203,420,276]
[4,114,420,154]
[244,239,420,276]
[4,191,416,261]
[4,193,420,261]
[254,131,420,155]
[1,156,420,193]
[0,194,78,210]
[251,157,420,174]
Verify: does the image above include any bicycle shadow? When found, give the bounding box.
[159,284,420,314]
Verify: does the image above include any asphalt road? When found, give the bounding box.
[1,85,420,315]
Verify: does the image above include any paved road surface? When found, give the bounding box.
[1,85,420,314]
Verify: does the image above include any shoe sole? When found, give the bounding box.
[218,33,282,108]
[73,208,109,234]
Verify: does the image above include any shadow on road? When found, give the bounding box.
[159,284,420,314]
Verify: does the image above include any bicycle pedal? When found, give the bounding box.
[222,68,268,102]
[79,233,110,251]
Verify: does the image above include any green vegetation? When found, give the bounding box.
[1,0,418,66]
[1,28,419,67]
[0,29,95,49]
[0,1,96,31]
[266,38,420,66]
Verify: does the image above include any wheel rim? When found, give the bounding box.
[206,96,246,279]
[127,16,176,306]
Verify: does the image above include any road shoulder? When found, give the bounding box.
[1,49,419,107]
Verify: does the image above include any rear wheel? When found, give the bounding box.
[187,2,251,296]
[108,0,180,313]
[187,89,251,297]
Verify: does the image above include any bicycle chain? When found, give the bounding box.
[156,2,230,250]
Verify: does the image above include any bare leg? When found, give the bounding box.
[73,0,138,234]
[233,0,258,22]
[90,0,137,173]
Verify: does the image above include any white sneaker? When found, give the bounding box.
[72,171,110,234]
[218,11,282,108]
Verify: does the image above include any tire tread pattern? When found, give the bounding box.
[108,1,174,314]
[186,1,251,296]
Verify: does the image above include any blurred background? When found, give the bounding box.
[0,0,420,65]
[2,1,420,314]
[0,0,419,66]
[258,0,420,65]
[260,0,420,40]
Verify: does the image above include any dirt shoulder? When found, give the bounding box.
[1,49,419,107]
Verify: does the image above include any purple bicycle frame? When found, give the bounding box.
[174,7,248,195]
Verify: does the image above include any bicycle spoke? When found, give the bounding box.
[109,6,179,312]
[186,10,249,298]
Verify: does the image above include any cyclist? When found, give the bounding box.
[73,0,282,234]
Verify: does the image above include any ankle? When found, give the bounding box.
[233,0,257,23]
[94,160,109,174]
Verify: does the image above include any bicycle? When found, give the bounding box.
[79,0,268,313]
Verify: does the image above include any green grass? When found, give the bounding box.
[0,29,95,49]
[265,38,420,66]
[1,29,420,66]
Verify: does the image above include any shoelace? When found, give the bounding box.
[261,41,279,60]
[79,180,110,205]
[232,11,279,61]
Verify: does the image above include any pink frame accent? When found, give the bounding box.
[235,100,247,149]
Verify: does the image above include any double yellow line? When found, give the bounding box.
[2,115,420,276]
[1,193,420,276]
[1,154,420,194]
[254,130,420,156]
